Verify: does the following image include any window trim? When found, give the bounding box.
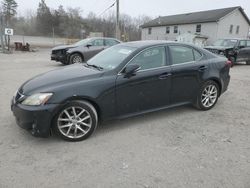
[196,24,201,33]
[236,25,240,34]
[229,25,233,34]
[148,27,152,35]
[118,45,169,75]
[168,44,204,66]
[166,26,170,34]
[174,26,178,34]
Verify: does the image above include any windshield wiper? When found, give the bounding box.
[85,63,104,71]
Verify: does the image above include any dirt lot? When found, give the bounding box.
[0,49,250,188]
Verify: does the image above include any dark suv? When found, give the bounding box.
[205,39,250,66]
[51,37,121,65]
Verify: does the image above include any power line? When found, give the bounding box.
[98,1,116,17]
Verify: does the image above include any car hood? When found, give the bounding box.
[19,64,103,95]
[205,46,233,50]
[52,44,77,51]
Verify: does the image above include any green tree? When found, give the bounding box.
[1,0,18,26]
[36,0,52,36]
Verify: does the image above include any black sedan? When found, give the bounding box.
[51,37,121,65]
[11,41,231,141]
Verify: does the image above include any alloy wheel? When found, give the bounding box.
[201,85,218,108]
[57,106,92,139]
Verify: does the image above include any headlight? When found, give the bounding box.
[21,93,53,106]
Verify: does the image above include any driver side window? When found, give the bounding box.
[91,39,104,46]
[128,46,166,71]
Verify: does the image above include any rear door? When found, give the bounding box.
[169,45,204,104]
[236,40,249,62]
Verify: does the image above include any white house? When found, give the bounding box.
[141,6,250,45]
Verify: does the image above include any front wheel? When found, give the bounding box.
[53,101,98,141]
[69,53,83,64]
[194,81,219,111]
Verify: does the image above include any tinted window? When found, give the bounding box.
[239,40,246,47]
[105,39,119,46]
[247,41,250,47]
[128,46,166,71]
[194,49,202,60]
[91,39,104,46]
[169,46,195,65]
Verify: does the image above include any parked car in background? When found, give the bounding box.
[205,38,250,66]
[12,41,231,141]
[51,37,121,65]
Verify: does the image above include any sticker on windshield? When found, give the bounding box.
[118,49,133,55]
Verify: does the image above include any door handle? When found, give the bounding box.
[198,66,208,72]
[159,73,172,80]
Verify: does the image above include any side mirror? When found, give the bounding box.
[123,64,141,77]
[86,43,92,48]
[239,45,245,49]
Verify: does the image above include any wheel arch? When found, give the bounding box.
[51,96,102,129]
[206,78,222,96]
[70,51,84,62]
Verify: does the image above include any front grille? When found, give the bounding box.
[205,48,219,54]
[14,91,25,103]
[52,50,66,55]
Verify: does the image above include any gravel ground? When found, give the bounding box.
[0,49,249,188]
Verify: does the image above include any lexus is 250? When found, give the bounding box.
[11,41,231,141]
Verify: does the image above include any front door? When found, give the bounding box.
[237,40,250,62]
[116,46,171,116]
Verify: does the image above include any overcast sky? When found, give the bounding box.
[15,0,250,19]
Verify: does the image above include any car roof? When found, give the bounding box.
[119,40,201,49]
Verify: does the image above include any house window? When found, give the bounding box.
[148,28,152,35]
[196,24,201,33]
[174,26,178,34]
[166,26,170,34]
[236,25,240,34]
[229,25,233,34]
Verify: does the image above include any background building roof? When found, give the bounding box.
[141,6,250,28]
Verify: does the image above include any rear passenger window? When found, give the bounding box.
[193,49,202,60]
[169,46,194,65]
[105,39,119,46]
[247,41,250,47]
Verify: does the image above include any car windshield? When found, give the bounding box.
[213,39,238,47]
[74,38,92,46]
[87,45,137,70]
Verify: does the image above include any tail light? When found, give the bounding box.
[225,60,232,68]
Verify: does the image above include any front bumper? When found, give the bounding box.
[11,99,60,137]
[51,53,67,63]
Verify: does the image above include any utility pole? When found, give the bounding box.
[0,15,5,52]
[115,0,120,40]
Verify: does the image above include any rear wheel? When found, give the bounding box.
[246,61,250,65]
[53,101,98,141]
[194,80,219,111]
[69,53,83,64]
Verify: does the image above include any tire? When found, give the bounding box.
[69,53,83,64]
[194,80,219,111]
[53,100,98,142]
[246,61,250,65]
